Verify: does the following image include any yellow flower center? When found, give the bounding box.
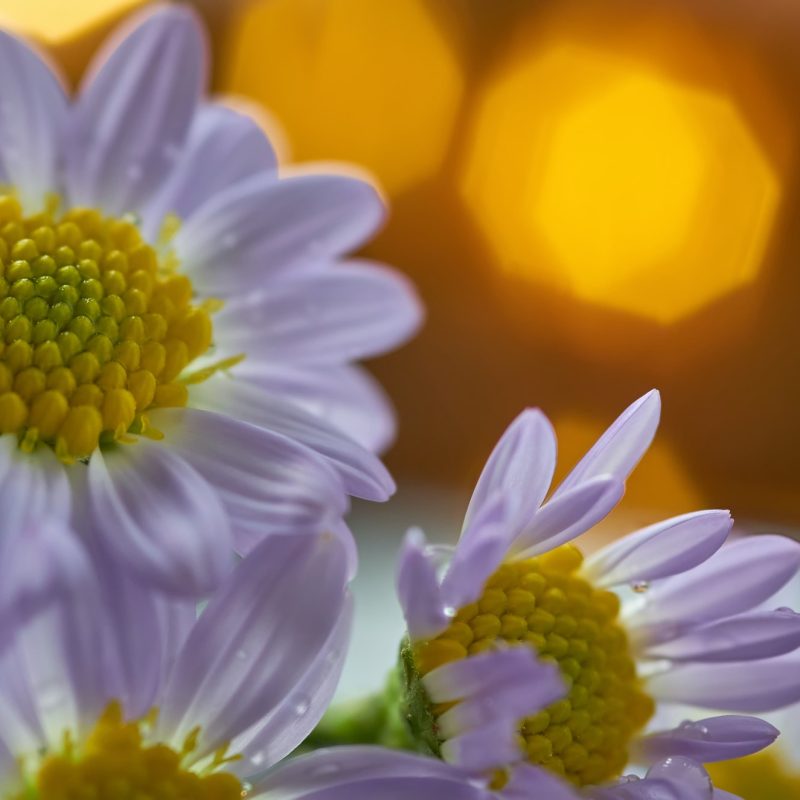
[0,194,213,460]
[708,751,799,800]
[414,546,654,786]
[9,702,244,800]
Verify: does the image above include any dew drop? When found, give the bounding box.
[443,606,457,619]
[631,581,650,594]
[291,694,311,716]
[240,781,253,798]
[250,752,265,767]
[775,606,799,617]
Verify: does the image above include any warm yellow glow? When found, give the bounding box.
[0,0,143,43]
[223,0,464,194]
[462,44,781,323]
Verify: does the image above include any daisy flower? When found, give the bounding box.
[0,517,580,800]
[0,4,421,593]
[395,391,800,790]
[698,571,800,799]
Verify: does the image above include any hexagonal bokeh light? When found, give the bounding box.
[462,44,781,323]
[0,0,148,83]
[223,0,464,195]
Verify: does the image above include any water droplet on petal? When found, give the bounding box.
[647,756,713,798]
[444,606,457,618]
[291,694,311,716]
[631,581,650,594]
[250,751,265,766]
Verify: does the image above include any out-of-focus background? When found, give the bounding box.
[4,0,800,766]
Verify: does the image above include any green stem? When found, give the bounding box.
[302,639,442,757]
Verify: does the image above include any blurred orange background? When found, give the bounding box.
[5,0,800,527]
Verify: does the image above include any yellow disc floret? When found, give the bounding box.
[0,194,212,460]
[10,702,243,800]
[708,751,799,800]
[414,546,654,786]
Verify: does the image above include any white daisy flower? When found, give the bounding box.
[0,4,421,594]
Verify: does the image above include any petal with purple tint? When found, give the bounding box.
[232,594,354,773]
[553,390,660,498]
[437,654,564,739]
[626,536,800,636]
[151,407,348,555]
[213,261,422,364]
[233,362,397,454]
[85,438,233,596]
[251,746,490,799]
[502,765,580,800]
[442,494,514,610]
[462,409,557,539]
[441,718,522,771]
[0,437,70,532]
[0,30,67,210]
[141,101,276,239]
[65,5,205,214]
[0,517,88,636]
[583,510,732,588]
[634,715,778,763]
[175,172,385,295]
[645,609,800,662]
[422,647,555,704]
[396,529,448,641]
[253,777,490,800]
[512,475,624,558]
[646,655,800,711]
[157,532,349,757]
[88,547,196,720]
[188,377,394,502]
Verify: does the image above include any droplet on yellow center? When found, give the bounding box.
[414,546,654,786]
[11,701,243,800]
[0,195,212,460]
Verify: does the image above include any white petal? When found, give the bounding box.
[141,101,276,239]
[64,5,205,214]
[188,376,394,501]
[213,260,422,364]
[85,438,233,596]
[583,510,732,587]
[233,362,397,453]
[462,409,556,541]
[0,31,67,210]
[175,172,385,295]
[512,475,624,558]
[157,531,350,757]
[553,390,660,498]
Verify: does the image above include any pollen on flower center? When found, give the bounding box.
[415,546,654,787]
[11,702,243,800]
[0,194,213,460]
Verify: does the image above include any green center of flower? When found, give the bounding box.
[0,194,215,461]
[9,702,244,800]
[414,546,654,786]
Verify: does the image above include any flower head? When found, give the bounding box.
[0,3,422,594]
[0,517,585,800]
[396,391,800,788]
